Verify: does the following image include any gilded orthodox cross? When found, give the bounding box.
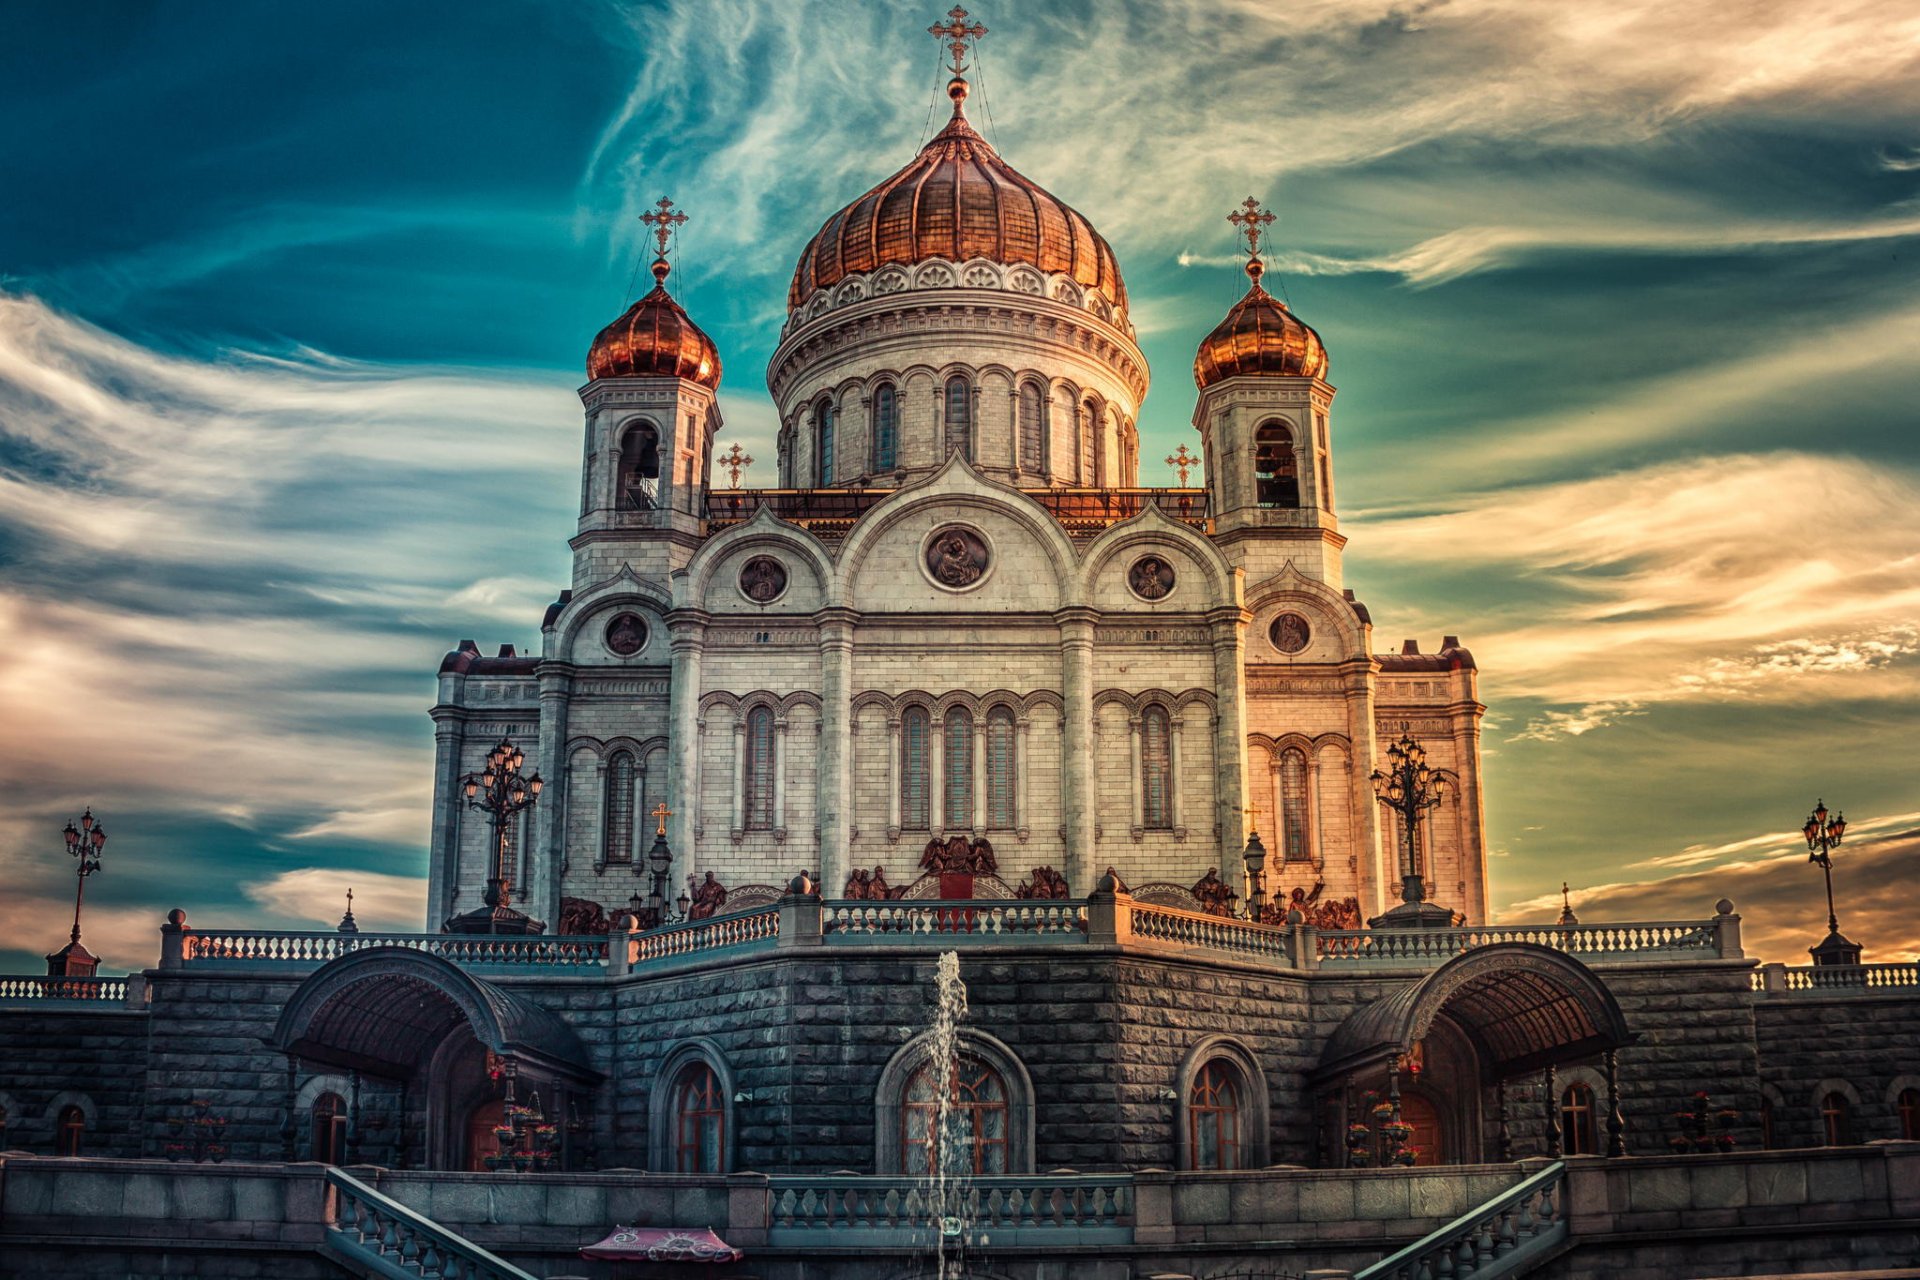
[1166,443,1198,486]
[718,442,754,488]
[929,6,987,75]
[650,800,673,838]
[639,197,687,260]
[1227,196,1275,261]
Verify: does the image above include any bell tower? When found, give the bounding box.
[1192,199,1343,589]
[576,198,724,587]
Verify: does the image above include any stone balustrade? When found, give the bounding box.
[173,928,609,971]
[0,974,131,1003]
[1752,961,1920,994]
[821,899,1088,943]
[767,1172,1133,1247]
[1126,900,1296,962]
[326,1167,535,1280]
[1353,1159,1567,1280]
[1317,921,1726,967]
[624,907,780,968]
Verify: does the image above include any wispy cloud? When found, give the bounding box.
[245,868,427,932]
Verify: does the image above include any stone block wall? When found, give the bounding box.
[0,1007,150,1158]
[1755,991,1920,1148]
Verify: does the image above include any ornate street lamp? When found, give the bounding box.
[48,809,107,977]
[1241,828,1270,924]
[1802,799,1860,966]
[444,738,546,935]
[625,803,691,931]
[1368,729,1459,929]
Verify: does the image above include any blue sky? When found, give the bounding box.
[3,0,1918,972]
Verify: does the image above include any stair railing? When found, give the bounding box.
[323,1166,537,1280]
[1354,1160,1568,1280]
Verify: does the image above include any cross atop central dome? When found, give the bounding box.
[786,10,1127,323]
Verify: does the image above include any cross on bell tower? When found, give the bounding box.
[929,6,987,75]
[1227,197,1276,286]
[639,197,688,286]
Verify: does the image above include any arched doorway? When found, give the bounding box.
[1312,944,1633,1166]
[465,1099,506,1172]
[271,948,601,1170]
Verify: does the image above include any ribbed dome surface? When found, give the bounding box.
[1194,283,1328,388]
[788,108,1126,318]
[587,280,722,387]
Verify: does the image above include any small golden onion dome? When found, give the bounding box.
[586,258,722,387]
[788,84,1127,320]
[1193,260,1328,389]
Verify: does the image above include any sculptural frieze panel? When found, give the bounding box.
[605,613,648,657]
[844,866,904,900]
[738,556,789,604]
[1014,866,1070,899]
[1127,554,1176,601]
[922,526,992,591]
[920,834,998,875]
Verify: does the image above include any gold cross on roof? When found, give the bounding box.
[1227,196,1276,260]
[929,6,987,75]
[650,801,673,837]
[1166,443,1198,486]
[718,442,754,488]
[640,197,688,258]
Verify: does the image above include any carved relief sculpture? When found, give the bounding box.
[557,897,613,935]
[604,613,648,657]
[1270,612,1311,654]
[1191,867,1238,918]
[1128,555,1175,600]
[925,526,989,588]
[1015,866,1070,899]
[920,834,998,875]
[843,866,904,901]
[739,556,788,603]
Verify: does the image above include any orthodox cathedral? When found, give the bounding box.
[3,14,1915,1280]
[427,38,1488,940]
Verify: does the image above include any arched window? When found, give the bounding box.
[1560,1083,1597,1156]
[1141,706,1172,829]
[1254,421,1300,508]
[1820,1091,1852,1145]
[815,401,836,486]
[672,1062,726,1173]
[619,422,661,510]
[1079,400,1097,483]
[944,707,974,829]
[604,750,636,864]
[1017,382,1046,473]
[1189,1060,1242,1170]
[985,707,1016,829]
[904,1055,1008,1177]
[311,1092,347,1164]
[944,376,972,459]
[1899,1088,1920,1141]
[744,707,775,830]
[901,707,931,831]
[55,1105,84,1157]
[1279,749,1309,863]
[873,384,898,472]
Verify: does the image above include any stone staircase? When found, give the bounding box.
[322,1168,538,1280]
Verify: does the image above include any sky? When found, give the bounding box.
[1,0,1917,974]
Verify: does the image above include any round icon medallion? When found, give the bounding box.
[739,556,788,604]
[923,525,991,590]
[1128,554,1176,601]
[1270,612,1311,654]
[604,612,648,657]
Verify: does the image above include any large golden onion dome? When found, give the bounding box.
[587,257,722,387]
[787,81,1127,319]
[1193,258,1328,389]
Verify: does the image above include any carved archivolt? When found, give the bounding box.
[782,256,1128,339]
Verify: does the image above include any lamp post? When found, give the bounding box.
[444,738,546,935]
[1802,799,1860,966]
[1368,729,1459,929]
[48,809,106,977]
[1242,829,1270,923]
[626,803,691,930]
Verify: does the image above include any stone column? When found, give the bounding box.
[930,715,946,833]
[1127,715,1144,835]
[1014,717,1031,838]
[730,718,746,836]
[1207,602,1252,869]
[773,718,789,840]
[1306,754,1322,868]
[590,759,609,871]
[1058,607,1098,891]
[1343,657,1385,917]
[886,716,902,840]
[816,608,856,894]
[666,610,709,893]
[426,707,468,928]
[972,716,987,833]
[1169,712,1186,837]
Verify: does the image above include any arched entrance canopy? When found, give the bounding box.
[1313,944,1632,1085]
[270,947,599,1084]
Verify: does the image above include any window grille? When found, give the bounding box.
[673,1063,725,1173]
[1018,383,1045,472]
[945,707,974,828]
[873,384,898,471]
[986,708,1016,828]
[901,707,931,830]
[1141,706,1172,829]
[904,1056,1008,1177]
[816,402,836,486]
[1820,1092,1852,1145]
[1280,750,1309,862]
[604,751,636,863]
[1560,1083,1597,1155]
[744,708,775,830]
[1189,1061,1240,1170]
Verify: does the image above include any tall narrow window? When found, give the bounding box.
[312,1092,347,1164]
[1254,422,1300,508]
[55,1105,84,1157]
[1079,401,1096,482]
[604,750,636,864]
[904,1056,1008,1177]
[672,1063,725,1173]
[873,384,898,471]
[815,401,836,486]
[986,707,1016,829]
[619,422,661,509]
[1559,1083,1596,1156]
[1820,1091,1852,1145]
[1141,706,1172,829]
[944,707,974,829]
[744,707,775,830]
[1189,1061,1241,1170]
[901,707,931,830]
[944,376,972,459]
[1315,413,1333,509]
[1280,750,1309,863]
[1899,1088,1920,1141]
[1017,382,1045,473]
